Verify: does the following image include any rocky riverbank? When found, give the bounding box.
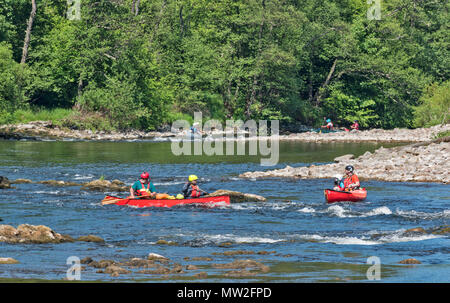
[240,136,450,184]
[1,120,448,143]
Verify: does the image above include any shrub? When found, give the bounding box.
[413,81,450,128]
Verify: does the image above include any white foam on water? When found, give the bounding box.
[202,233,284,244]
[299,234,379,245]
[74,174,95,180]
[32,190,61,195]
[325,205,356,218]
[363,206,393,217]
[297,229,442,246]
[395,209,450,220]
[298,207,316,213]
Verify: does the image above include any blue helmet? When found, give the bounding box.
[326,119,331,123]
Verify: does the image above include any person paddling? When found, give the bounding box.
[130,172,156,198]
[182,175,209,198]
[343,165,360,191]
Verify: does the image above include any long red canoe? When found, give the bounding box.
[102,195,231,208]
[324,188,367,203]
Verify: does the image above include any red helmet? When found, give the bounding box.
[140,172,150,179]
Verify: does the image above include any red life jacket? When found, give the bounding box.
[344,174,359,190]
[190,184,201,197]
[136,181,151,196]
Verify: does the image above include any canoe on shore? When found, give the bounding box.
[324,188,367,203]
[101,195,230,208]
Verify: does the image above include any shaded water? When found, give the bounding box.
[0,140,448,282]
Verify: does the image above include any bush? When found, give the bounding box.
[413,81,450,128]
[0,42,28,124]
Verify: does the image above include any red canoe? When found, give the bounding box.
[102,195,230,208]
[324,188,367,203]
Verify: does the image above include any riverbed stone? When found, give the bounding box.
[206,190,266,202]
[0,176,11,189]
[77,235,105,243]
[0,224,74,244]
[0,257,19,264]
[240,134,450,184]
[399,258,421,264]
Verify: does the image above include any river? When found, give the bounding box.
[0,140,448,282]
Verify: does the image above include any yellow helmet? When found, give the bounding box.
[176,194,184,199]
[188,175,198,182]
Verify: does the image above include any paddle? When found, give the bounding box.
[101,195,149,205]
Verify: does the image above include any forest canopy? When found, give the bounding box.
[0,0,448,131]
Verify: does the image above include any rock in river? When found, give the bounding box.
[206,189,266,202]
[0,224,74,244]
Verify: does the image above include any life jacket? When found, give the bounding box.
[344,174,359,190]
[327,122,333,129]
[136,181,151,196]
[190,184,201,197]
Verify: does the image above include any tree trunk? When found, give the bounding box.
[21,0,37,64]
[246,0,265,119]
[314,58,338,106]
[131,0,141,16]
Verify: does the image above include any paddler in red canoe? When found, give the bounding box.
[130,172,157,198]
[343,165,360,191]
[182,175,209,198]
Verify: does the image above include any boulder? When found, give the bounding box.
[0,224,74,244]
[82,179,128,192]
[0,257,19,264]
[206,189,266,202]
[0,176,11,189]
[334,154,355,163]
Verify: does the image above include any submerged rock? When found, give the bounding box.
[399,258,421,264]
[206,189,266,202]
[11,179,33,184]
[212,259,270,273]
[77,235,105,243]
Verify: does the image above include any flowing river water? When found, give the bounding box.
[0,140,448,282]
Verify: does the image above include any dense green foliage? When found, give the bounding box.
[0,0,448,130]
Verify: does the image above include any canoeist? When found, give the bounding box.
[343,165,360,191]
[182,175,209,198]
[333,175,345,191]
[130,172,156,198]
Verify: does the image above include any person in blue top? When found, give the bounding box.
[321,118,333,130]
[130,172,156,198]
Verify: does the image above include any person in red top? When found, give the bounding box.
[350,120,359,130]
[343,165,360,191]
